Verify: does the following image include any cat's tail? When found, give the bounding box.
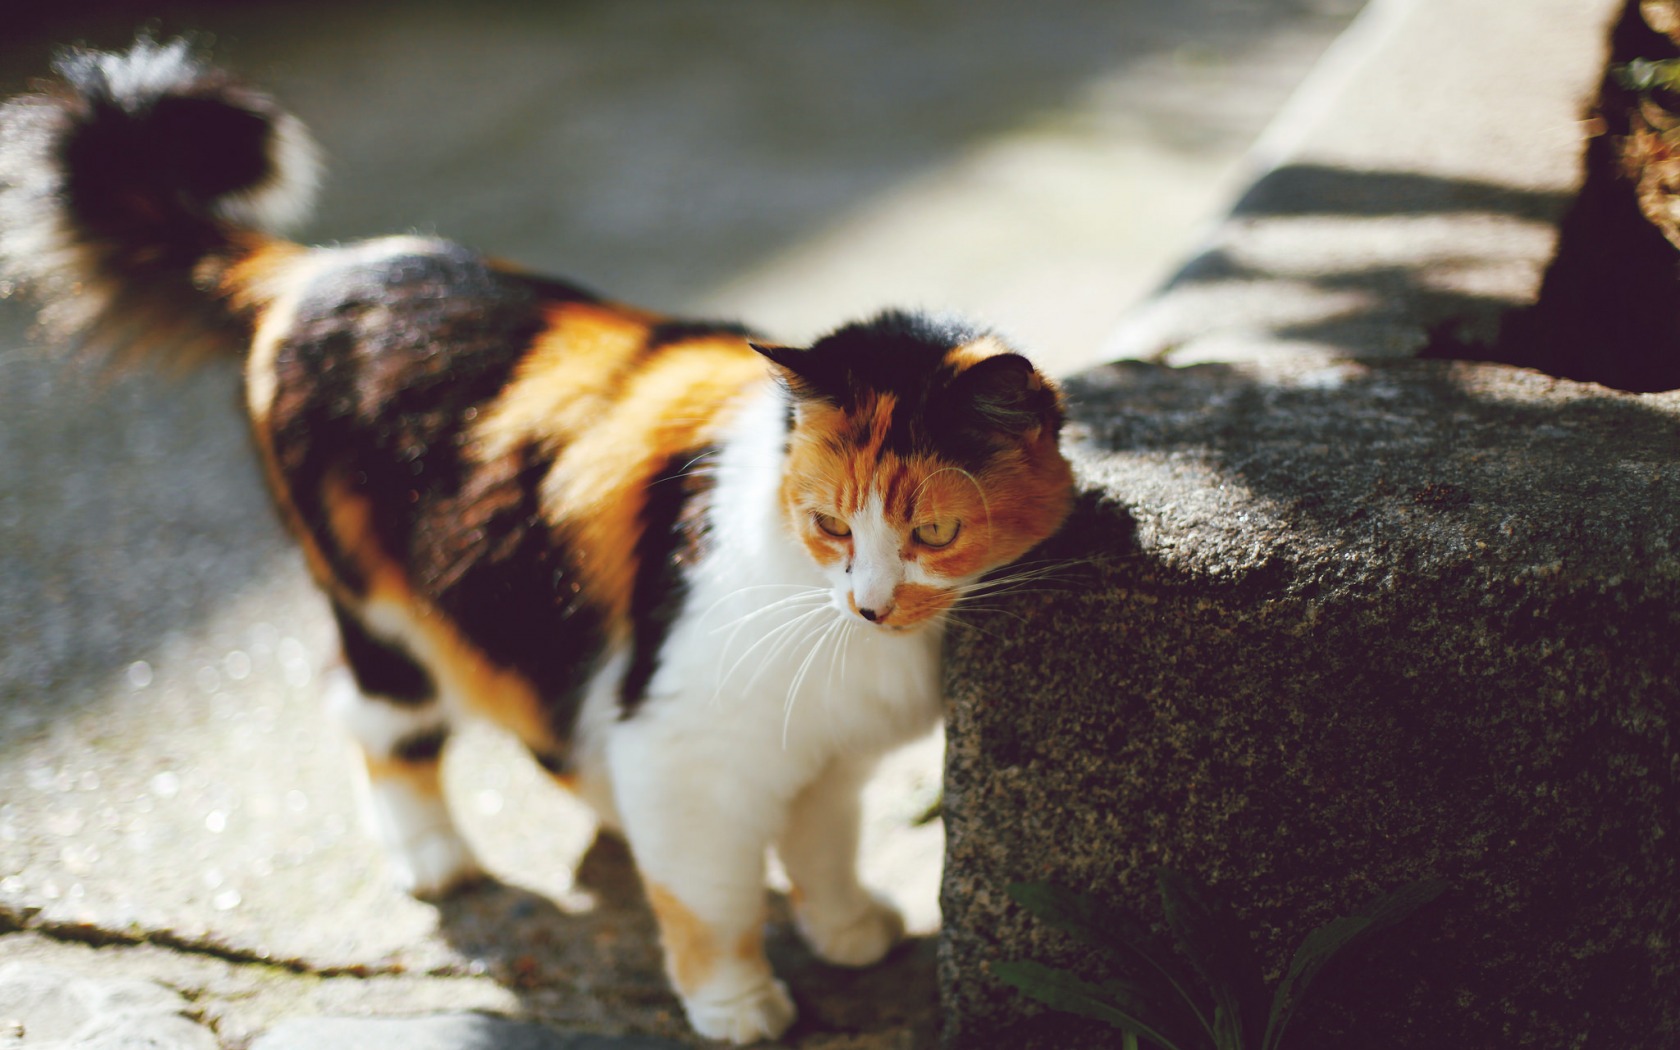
[0,36,321,364]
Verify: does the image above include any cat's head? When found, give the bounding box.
[755,310,1074,632]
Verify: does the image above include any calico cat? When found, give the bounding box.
[0,39,1074,1043]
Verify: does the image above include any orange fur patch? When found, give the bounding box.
[643,881,768,996]
[360,749,444,793]
[517,338,766,632]
[217,233,310,318]
[472,301,659,463]
[645,881,719,995]
[886,582,956,625]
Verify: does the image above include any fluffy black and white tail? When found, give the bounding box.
[0,36,320,361]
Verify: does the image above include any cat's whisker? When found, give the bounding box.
[823,614,850,693]
[957,561,1090,599]
[967,557,1092,585]
[702,584,827,630]
[966,565,1074,587]
[949,605,1031,627]
[783,613,844,748]
[710,589,828,632]
[950,592,1037,614]
[832,616,856,702]
[766,611,836,732]
[724,604,831,704]
[722,604,826,695]
[956,586,1069,606]
[945,613,1012,644]
[715,594,831,659]
[712,606,813,704]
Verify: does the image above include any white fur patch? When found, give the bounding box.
[214,110,322,233]
[846,491,903,621]
[356,770,480,897]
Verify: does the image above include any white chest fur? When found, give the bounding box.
[644,381,944,766]
[568,383,945,823]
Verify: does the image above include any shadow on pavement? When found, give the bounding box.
[431,832,939,1045]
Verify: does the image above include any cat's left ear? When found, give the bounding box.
[751,342,829,401]
[951,352,1059,442]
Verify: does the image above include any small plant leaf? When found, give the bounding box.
[993,960,1188,1050]
[1261,879,1448,1050]
[1157,868,1265,1049]
[1007,881,1152,949]
[1359,878,1450,933]
[1212,1003,1246,1050]
[1007,882,1211,1045]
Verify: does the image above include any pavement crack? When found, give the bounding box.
[0,903,446,979]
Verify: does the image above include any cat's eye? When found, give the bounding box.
[814,512,851,538]
[913,519,960,548]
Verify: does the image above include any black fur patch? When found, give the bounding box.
[619,446,718,714]
[533,749,571,777]
[425,439,608,728]
[507,270,601,306]
[62,95,270,241]
[763,309,1056,468]
[644,319,757,352]
[393,725,449,765]
[51,40,284,247]
[268,240,607,742]
[332,601,434,705]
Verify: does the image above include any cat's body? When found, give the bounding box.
[0,40,1073,1042]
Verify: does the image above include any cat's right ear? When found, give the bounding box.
[750,342,824,401]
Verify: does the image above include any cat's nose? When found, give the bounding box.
[856,603,894,624]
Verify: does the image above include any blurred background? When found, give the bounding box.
[0,0,1365,1040]
[4,0,1366,369]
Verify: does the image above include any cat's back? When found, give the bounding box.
[240,233,773,747]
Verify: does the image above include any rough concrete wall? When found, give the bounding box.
[938,0,1679,1045]
[942,359,1680,1046]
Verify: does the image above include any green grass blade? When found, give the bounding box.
[1262,879,1448,1050]
[993,960,1189,1050]
[1008,881,1215,1042]
[1157,868,1264,1049]
[1008,881,1147,948]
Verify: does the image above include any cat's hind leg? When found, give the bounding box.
[777,757,904,967]
[329,602,483,898]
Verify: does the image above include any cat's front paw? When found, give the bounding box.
[683,976,796,1045]
[796,893,904,968]
[388,827,485,899]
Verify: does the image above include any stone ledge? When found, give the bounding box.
[937,0,1679,1044]
[940,358,1680,1046]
